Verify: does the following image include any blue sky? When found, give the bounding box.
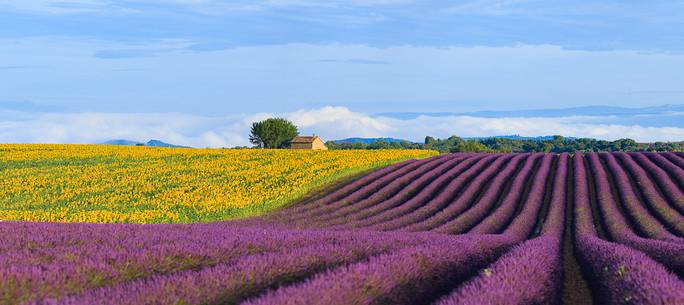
[1,1,684,146]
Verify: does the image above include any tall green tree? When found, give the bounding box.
[249,118,299,148]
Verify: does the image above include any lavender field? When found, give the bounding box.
[4,152,684,305]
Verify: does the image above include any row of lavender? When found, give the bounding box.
[435,152,684,305]
[3,152,684,304]
[267,152,684,237]
[2,223,535,305]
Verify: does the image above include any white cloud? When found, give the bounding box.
[0,0,412,15]
[287,106,392,138]
[376,115,684,142]
[2,106,684,147]
[0,110,248,147]
[0,0,131,14]
[265,0,412,7]
[445,0,530,16]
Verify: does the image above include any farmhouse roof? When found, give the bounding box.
[291,136,322,143]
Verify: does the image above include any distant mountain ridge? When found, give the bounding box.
[102,139,143,146]
[101,139,189,148]
[377,104,684,120]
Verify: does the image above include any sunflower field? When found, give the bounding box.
[0,144,436,223]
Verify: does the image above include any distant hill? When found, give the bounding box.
[333,137,414,144]
[145,139,189,148]
[101,139,188,148]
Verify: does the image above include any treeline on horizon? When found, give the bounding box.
[324,136,684,153]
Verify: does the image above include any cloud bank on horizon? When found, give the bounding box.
[2,106,684,147]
